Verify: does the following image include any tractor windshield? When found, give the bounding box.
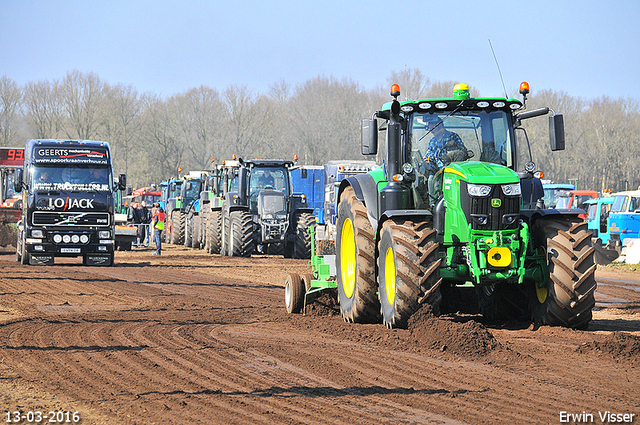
[409,110,513,170]
[250,167,289,195]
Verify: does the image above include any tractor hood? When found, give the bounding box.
[444,161,519,185]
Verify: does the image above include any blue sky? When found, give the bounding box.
[1,0,638,100]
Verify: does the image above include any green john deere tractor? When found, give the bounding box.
[336,82,596,329]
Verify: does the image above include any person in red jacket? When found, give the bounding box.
[151,203,165,255]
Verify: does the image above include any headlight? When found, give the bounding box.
[263,213,274,219]
[53,234,63,243]
[467,184,492,197]
[98,231,111,239]
[31,229,44,238]
[402,162,414,174]
[71,235,80,243]
[501,183,522,196]
[276,213,287,220]
[62,235,71,243]
[80,235,89,243]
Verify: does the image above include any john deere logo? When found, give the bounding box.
[491,198,502,208]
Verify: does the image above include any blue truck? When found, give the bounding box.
[608,190,640,250]
[291,160,378,255]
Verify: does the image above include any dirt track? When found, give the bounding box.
[0,245,638,425]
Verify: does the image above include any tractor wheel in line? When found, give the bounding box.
[335,186,380,324]
[229,210,254,257]
[530,218,597,330]
[169,212,180,244]
[285,273,305,314]
[192,215,201,249]
[208,210,222,254]
[293,212,316,259]
[378,218,442,329]
[184,212,194,247]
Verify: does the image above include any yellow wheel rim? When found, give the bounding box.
[384,247,396,306]
[536,285,548,303]
[340,217,356,299]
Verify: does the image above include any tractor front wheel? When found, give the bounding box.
[229,210,254,257]
[378,218,442,329]
[208,210,222,254]
[531,218,597,329]
[335,186,379,323]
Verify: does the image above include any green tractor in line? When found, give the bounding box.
[334,82,596,329]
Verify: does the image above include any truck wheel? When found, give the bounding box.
[378,218,442,329]
[293,212,316,259]
[476,282,530,322]
[335,186,380,323]
[531,218,597,329]
[184,213,193,247]
[284,273,305,314]
[208,210,222,254]
[229,211,254,257]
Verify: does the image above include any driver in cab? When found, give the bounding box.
[258,169,275,189]
[422,116,469,207]
[423,116,467,169]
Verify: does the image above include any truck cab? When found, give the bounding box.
[14,139,125,266]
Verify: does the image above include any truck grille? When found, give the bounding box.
[460,182,520,231]
[32,211,111,226]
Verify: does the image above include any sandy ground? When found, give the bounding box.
[0,244,638,425]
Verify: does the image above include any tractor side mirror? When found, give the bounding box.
[549,114,565,151]
[361,118,378,156]
[13,168,23,193]
[301,168,308,179]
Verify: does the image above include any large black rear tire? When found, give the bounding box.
[531,218,597,329]
[378,218,442,329]
[335,186,380,323]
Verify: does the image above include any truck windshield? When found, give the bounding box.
[32,166,112,192]
[409,110,513,171]
[611,194,640,213]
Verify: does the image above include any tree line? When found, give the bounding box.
[1,69,638,192]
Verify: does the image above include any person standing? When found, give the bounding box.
[128,202,142,247]
[151,203,165,256]
[140,201,152,247]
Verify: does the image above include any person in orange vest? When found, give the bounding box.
[151,202,165,255]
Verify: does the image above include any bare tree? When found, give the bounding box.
[23,79,66,139]
[0,76,23,146]
[137,93,184,184]
[60,70,106,139]
[102,83,141,176]
[173,86,224,170]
